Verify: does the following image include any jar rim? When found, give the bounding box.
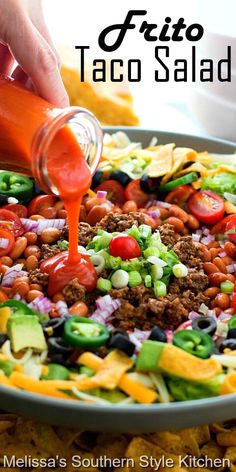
[31,106,103,195]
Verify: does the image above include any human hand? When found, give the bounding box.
[0,0,69,107]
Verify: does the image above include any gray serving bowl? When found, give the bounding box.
[0,128,236,433]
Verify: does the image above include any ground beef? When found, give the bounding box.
[169,268,209,294]
[159,224,180,247]
[63,278,86,305]
[110,286,154,307]
[96,212,145,233]
[60,222,97,247]
[41,244,61,260]
[28,269,49,288]
[173,236,204,269]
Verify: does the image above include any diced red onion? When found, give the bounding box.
[192,233,201,242]
[0,237,10,249]
[201,235,215,244]
[196,229,202,236]
[165,329,173,343]
[28,295,52,314]
[56,300,69,317]
[13,293,24,301]
[146,200,171,209]
[97,190,107,198]
[37,219,66,235]
[129,333,142,351]
[227,264,236,274]
[176,320,192,331]
[1,264,27,287]
[219,251,227,258]
[202,227,210,236]
[91,295,121,323]
[147,209,160,219]
[218,312,231,322]
[20,218,39,232]
[188,311,200,320]
[207,309,217,319]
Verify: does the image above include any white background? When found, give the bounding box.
[42,0,236,135]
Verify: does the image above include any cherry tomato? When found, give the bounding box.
[109,234,141,260]
[0,209,24,236]
[226,215,236,243]
[211,215,233,235]
[165,185,195,206]
[3,204,27,218]
[28,195,57,216]
[125,179,149,208]
[94,180,125,205]
[232,292,236,313]
[188,190,225,225]
[0,228,15,257]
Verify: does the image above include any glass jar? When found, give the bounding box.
[0,74,103,194]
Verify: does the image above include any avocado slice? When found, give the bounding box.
[7,315,47,353]
[136,340,165,372]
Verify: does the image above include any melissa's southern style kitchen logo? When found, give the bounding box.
[75,10,231,83]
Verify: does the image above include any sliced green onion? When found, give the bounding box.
[224,192,236,205]
[90,254,105,274]
[128,271,142,287]
[173,263,188,278]
[151,265,164,281]
[220,281,234,294]
[143,247,160,259]
[106,255,122,270]
[111,270,129,289]
[97,278,112,293]
[144,274,152,288]
[147,256,167,267]
[154,281,167,297]
[159,172,198,193]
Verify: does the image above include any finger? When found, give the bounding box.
[28,0,61,67]
[0,43,14,75]
[11,65,28,84]
[7,20,69,108]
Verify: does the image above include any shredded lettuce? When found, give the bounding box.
[201,172,236,196]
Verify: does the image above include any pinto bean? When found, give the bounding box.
[214,293,230,310]
[203,262,219,275]
[122,200,138,213]
[25,255,38,271]
[187,214,200,229]
[213,257,227,274]
[40,228,61,244]
[208,272,228,286]
[9,237,27,260]
[224,241,236,259]
[166,217,184,233]
[204,287,220,298]
[169,205,188,223]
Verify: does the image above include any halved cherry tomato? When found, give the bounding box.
[3,204,27,218]
[232,292,236,313]
[94,180,125,205]
[28,195,57,216]
[188,190,225,225]
[0,228,15,256]
[124,179,149,208]
[109,234,141,260]
[226,215,236,244]
[165,185,195,206]
[0,209,24,236]
[211,215,233,235]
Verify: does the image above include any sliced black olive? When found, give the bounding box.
[182,161,196,169]
[43,316,67,337]
[191,316,217,336]
[0,194,9,205]
[48,337,73,355]
[0,334,7,347]
[140,174,160,194]
[109,328,129,339]
[110,170,131,187]
[107,334,135,357]
[227,328,236,339]
[148,327,167,343]
[49,353,72,367]
[33,181,44,196]
[91,170,103,189]
[219,338,236,353]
